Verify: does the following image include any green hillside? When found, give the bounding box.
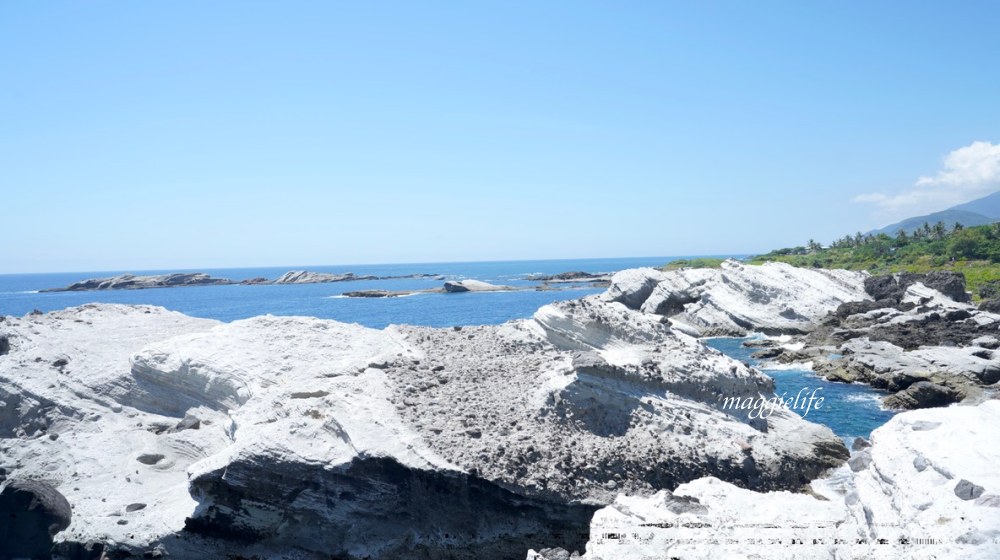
[752,222,1000,299]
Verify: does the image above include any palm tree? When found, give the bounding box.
[933,221,946,240]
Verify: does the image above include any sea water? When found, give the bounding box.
[705,337,897,442]
[0,257,690,326]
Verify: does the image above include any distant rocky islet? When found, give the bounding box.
[40,270,448,292]
[40,270,609,297]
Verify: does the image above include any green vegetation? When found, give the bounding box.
[752,222,1000,299]
[663,257,727,270]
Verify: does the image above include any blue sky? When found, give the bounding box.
[2,2,999,273]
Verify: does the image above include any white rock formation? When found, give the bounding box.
[0,299,846,559]
[442,279,514,292]
[532,400,1000,560]
[40,273,234,292]
[271,270,357,283]
[603,260,868,335]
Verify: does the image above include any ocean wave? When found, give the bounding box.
[762,361,814,372]
[842,392,884,404]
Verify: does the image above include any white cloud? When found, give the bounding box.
[853,141,1000,216]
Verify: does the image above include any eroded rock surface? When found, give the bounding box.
[0,299,846,559]
[532,400,1000,559]
[603,261,868,336]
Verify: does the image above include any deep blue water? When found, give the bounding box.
[0,257,733,328]
[705,337,897,442]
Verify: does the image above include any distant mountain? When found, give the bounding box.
[951,190,1000,219]
[870,209,994,236]
[870,191,1000,236]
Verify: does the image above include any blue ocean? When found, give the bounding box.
[705,338,896,442]
[0,255,893,440]
[0,257,699,327]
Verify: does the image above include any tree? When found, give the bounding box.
[953,222,964,233]
[948,228,984,260]
[933,221,946,240]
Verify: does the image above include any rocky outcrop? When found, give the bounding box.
[532,400,1000,559]
[442,279,515,293]
[864,271,971,303]
[601,261,869,336]
[40,270,450,291]
[41,273,234,292]
[272,270,362,283]
[272,270,443,284]
[807,282,1000,408]
[882,380,963,409]
[0,301,846,559]
[526,272,611,283]
[0,480,72,558]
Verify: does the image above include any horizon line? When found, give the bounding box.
[0,253,753,277]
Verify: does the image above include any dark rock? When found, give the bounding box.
[865,313,996,350]
[126,503,147,512]
[342,290,395,298]
[851,437,871,451]
[137,453,165,465]
[750,347,784,360]
[977,364,1000,384]
[882,381,963,409]
[864,275,903,302]
[185,455,599,559]
[0,480,72,557]
[955,479,985,501]
[914,271,970,302]
[239,277,270,285]
[979,280,1000,300]
[741,339,779,348]
[864,272,970,304]
[526,271,605,282]
[0,334,8,356]
[776,350,813,364]
[944,309,972,322]
[834,299,890,318]
[170,414,201,432]
[979,298,1000,313]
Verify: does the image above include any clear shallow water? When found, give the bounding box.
[0,256,738,328]
[705,337,897,442]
